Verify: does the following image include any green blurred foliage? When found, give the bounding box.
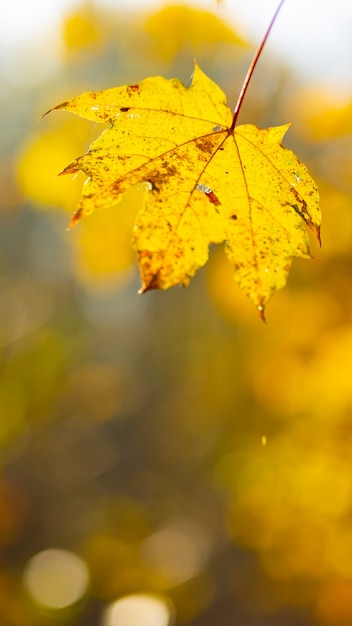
[0,1,352,625]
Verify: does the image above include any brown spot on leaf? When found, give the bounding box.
[120,107,130,112]
[195,136,215,154]
[147,164,177,191]
[127,84,140,94]
[206,190,220,206]
[161,163,177,176]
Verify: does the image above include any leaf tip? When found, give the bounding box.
[315,225,322,247]
[40,101,70,120]
[58,162,79,177]
[191,59,206,84]
[138,283,155,295]
[138,273,160,294]
[257,304,266,323]
[68,208,83,230]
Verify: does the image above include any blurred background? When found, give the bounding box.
[1,1,352,625]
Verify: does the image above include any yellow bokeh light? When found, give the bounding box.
[23,548,89,610]
[16,118,93,212]
[71,187,142,287]
[141,519,211,587]
[62,6,103,53]
[102,593,173,626]
[145,4,246,61]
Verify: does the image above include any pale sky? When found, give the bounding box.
[1,0,352,94]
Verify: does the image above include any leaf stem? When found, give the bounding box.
[230,0,286,131]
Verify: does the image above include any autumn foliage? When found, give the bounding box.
[45,64,320,317]
[2,2,352,626]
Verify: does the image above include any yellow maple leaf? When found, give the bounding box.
[45,63,320,318]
